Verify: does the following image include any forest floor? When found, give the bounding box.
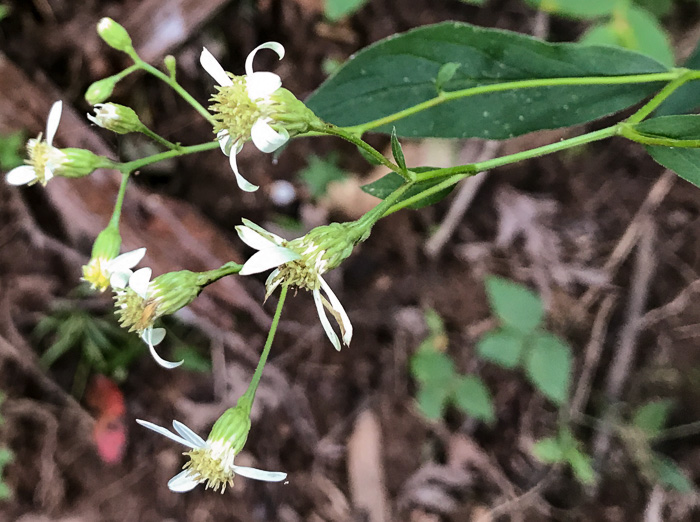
[2,0,700,521]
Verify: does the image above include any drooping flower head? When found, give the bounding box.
[6,101,66,186]
[137,405,286,493]
[236,220,368,350]
[81,226,146,292]
[200,44,319,192]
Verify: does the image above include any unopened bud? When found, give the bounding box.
[164,55,177,78]
[88,103,144,134]
[56,148,115,178]
[97,18,133,53]
[85,76,118,105]
[91,226,122,260]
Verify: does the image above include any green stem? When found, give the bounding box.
[620,126,700,148]
[653,420,700,442]
[384,125,620,215]
[196,261,243,287]
[139,125,180,150]
[108,172,130,229]
[311,122,409,180]
[116,141,220,174]
[238,285,288,414]
[626,69,700,124]
[343,71,684,135]
[129,53,216,126]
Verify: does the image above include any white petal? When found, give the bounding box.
[128,267,152,298]
[236,225,277,251]
[217,130,234,155]
[240,247,300,275]
[5,166,37,185]
[264,269,282,300]
[45,101,63,145]
[145,327,167,346]
[229,148,259,192]
[146,342,183,369]
[172,420,207,448]
[109,270,132,290]
[320,277,353,346]
[232,464,287,482]
[108,247,146,271]
[245,72,282,100]
[168,470,201,492]
[251,119,289,153]
[313,288,341,351]
[200,47,233,87]
[136,419,196,449]
[241,219,285,244]
[43,167,54,182]
[245,42,285,76]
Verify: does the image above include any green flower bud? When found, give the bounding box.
[150,270,204,317]
[88,103,144,134]
[55,148,114,178]
[97,17,133,53]
[90,225,122,260]
[164,55,177,78]
[208,406,251,454]
[85,76,118,105]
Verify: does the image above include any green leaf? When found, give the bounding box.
[633,0,672,18]
[0,481,11,500]
[523,0,616,18]
[0,131,25,170]
[476,327,526,368]
[484,276,543,333]
[632,399,674,437]
[361,169,456,209]
[635,115,700,188]
[390,127,407,172]
[452,375,495,423]
[172,345,212,373]
[458,0,486,5]
[416,383,452,420]
[524,332,572,405]
[435,62,461,92]
[655,38,700,116]
[580,6,674,67]
[532,437,565,462]
[567,447,596,485]
[299,153,348,198]
[325,0,368,21]
[652,455,694,493]
[306,22,668,139]
[410,349,456,384]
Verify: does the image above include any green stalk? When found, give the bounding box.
[128,52,217,126]
[384,125,620,215]
[310,122,409,180]
[196,261,243,287]
[626,69,700,124]
[116,141,220,174]
[139,125,180,151]
[238,285,288,414]
[108,172,130,229]
[343,71,684,135]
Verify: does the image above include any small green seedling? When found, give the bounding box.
[411,309,495,423]
[477,276,572,406]
[533,426,596,485]
[619,400,694,493]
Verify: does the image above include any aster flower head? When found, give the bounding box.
[236,220,366,350]
[200,44,319,192]
[137,405,286,493]
[112,268,202,369]
[88,103,143,134]
[81,226,146,292]
[5,101,67,186]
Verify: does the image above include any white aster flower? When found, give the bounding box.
[5,101,67,186]
[236,219,353,351]
[200,43,290,192]
[137,412,286,493]
[112,267,182,369]
[82,247,146,293]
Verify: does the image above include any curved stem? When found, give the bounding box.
[108,172,130,229]
[384,125,621,215]
[620,126,700,148]
[139,125,180,150]
[116,141,220,174]
[626,69,700,124]
[311,122,409,180]
[129,53,216,126]
[342,71,684,135]
[239,285,288,414]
